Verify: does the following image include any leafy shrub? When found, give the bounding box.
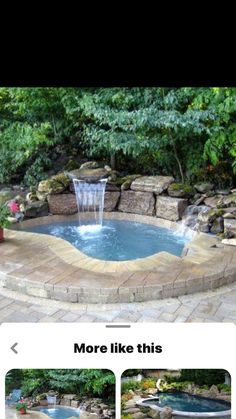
[1,87,236,187]
[0,204,11,228]
[36,393,47,401]
[217,384,231,393]
[121,393,133,403]
[193,161,235,188]
[168,182,194,195]
[121,380,140,394]
[167,382,186,391]
[199,385,210,391]
[21,378,43,397]
[23,154,53,186]
[140,378,156,390]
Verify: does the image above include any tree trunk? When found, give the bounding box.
[172,143,184,183]
[110,153,116,170]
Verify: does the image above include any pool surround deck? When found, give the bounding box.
[1,212,236,304]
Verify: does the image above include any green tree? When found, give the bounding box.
[5,369,115,400]
[1,87,236,187]
[5,369,24,394]
[77,87,216,181]
[192,87,236,174]
[0,87,83,185]
[180,369,227,386]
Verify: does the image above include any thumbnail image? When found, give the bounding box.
[121,369,231,418]
[5,369,115,419]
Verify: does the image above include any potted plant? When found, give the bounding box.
[16,400,28,415]
[0,204,11,242]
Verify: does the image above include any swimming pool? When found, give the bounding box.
[34,406,80,419]
[24,219,188,261]
[137,391,231,418]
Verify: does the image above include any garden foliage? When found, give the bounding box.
[1,87,236,186]
[5,369,115,400]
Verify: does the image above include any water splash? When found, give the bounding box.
[46,394,57,408]
[177,205,209,234]
[78,224,103,234]
[73,178,107,226]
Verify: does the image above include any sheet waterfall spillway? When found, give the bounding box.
[73,178,107,226]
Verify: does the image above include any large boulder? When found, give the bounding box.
[36,191,49,201]
[48,194,78,215]
[26,192,38,203]
[220,195,236,208]
[223,207,236,216]
[210,217,224,234]
[204,195,223,207]
[38,173,70,197]
[0,189,16,205]
[160,407,172,419]
[104,191,120,211]
[193,193,207,206]
[222,238,236,246]
[67,168,109,182]
[132,412,148,419]
[148,407,160,419]
[198,208,223,224]
[131,176,174,194]
[120,175,142,191]
[79,161,99,170]
[194,182,214,193]
[224,219,236,235]
[70,400,79,408]
[203,194,236,209]
[198,222,210,233]
[209,385,219,398]
[105,183,120,192]
[168,182,194,198]
[24,201,49,218]
[215,189,230,195]
[107,170,120,182]
[118,191,155,215]
[156,196,188,221]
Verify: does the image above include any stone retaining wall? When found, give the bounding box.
[2,167,236,241]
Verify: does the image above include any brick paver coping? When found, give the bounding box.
[0,212,235,304]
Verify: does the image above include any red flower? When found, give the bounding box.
[8,201,20,214]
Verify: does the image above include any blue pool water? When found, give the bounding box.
[34,406,80,418]
[142,391,231,413]
[24,219,189,261]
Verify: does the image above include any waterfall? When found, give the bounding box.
[46,395,57,408]
[78,401,87,413]
[73,178,107,227]
[176,205,209,235]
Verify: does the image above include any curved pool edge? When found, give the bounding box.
[22,409,52,419]
[1,212,235,304]
[32,405,81,419]
[136,397,231,418]
[12,212,220,273]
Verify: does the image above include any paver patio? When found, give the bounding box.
[0,282,236,323]
[1,212,236,322]
[1,213,236,306]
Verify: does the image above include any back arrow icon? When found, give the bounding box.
[11,343,18,354]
